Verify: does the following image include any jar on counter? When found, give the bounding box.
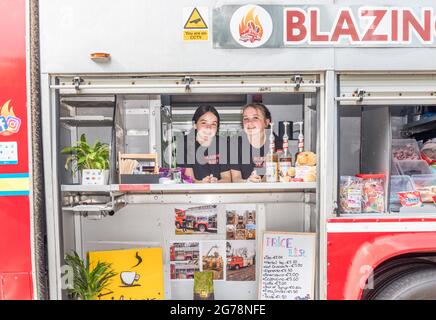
[356,174,386,213]
[339,176,363,213]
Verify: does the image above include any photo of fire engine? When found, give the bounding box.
[226,241,256,281]
[200,241,225,280]
[226,205,256,240]
[175,205,218,235]
[169,242,200,280]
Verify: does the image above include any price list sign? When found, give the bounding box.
[259,232,316,300]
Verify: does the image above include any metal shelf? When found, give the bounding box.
[61,184,125,218]
[403,115,436,137]
[60,95,116,109]
[60,116,114,127]
[338,205,436,218]
[61,184,118,194]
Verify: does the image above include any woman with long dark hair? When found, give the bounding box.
[177,106,231,183]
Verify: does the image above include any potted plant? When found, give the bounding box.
[64,251,117,300]
[61,134,110,185]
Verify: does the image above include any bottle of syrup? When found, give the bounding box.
[294,121,304,165]
[265,122,278,183]
[279,122,292,182]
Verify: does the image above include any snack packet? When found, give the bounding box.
[398,191,423,207]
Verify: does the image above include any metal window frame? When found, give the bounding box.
[50,74,323,95]
[42,72,327,300]
[42,74,63,300]
[337,73,436,105]
[317,71,337,300]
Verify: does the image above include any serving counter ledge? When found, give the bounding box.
[61,182,317,195]
[61,182,317,215]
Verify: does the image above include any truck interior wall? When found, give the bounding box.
[78,201,307,300]
[339,107,361,176]
[59,124,73,185]
[390,110,408,139]
[361,107,391,176]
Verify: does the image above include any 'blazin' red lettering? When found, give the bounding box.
[284,7,435,44]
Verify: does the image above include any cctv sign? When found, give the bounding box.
[213,5,436,48]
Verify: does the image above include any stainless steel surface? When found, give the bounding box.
[51,75,322,95]
[61,182,316,194]
[61,185,114,193]
[361,106,391,212]
[339,106,362,176]
[42,74,62,300]
[318,71,336,300]
[338,74,436,105]
[59,116,113,127]
[124,192,307,204]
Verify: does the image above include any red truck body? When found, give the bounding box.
[0,0,33,300]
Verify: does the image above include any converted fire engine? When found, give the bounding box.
[175,206,217,233]
[1,0,436,300]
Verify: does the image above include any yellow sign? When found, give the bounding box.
[88,247,164,300]
[183,30,209,41]
[183,7,209,41]
[184,8,207,29]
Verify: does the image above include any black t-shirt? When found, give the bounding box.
[176,132,230,181]
[229,133,283,180]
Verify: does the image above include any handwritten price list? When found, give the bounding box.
[259,233,315,300]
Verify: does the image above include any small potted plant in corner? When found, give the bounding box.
[61,134,110,185]
[64,251,117,300]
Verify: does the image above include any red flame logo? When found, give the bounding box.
[239,7,264,43]
[0,100,16,136]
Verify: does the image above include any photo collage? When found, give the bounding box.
[170,204,257,282]
[226,205,256,282]
[169,241,226,281]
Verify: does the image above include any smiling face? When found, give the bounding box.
[194,111,218,144]
[242,106,270,138]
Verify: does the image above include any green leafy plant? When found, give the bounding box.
[61,134,110,173]
[64,251,117,300]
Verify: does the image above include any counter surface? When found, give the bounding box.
[61,182,317,194]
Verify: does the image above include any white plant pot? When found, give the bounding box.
[81,169,109,185]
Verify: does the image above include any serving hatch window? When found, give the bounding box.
[337,74,436,215]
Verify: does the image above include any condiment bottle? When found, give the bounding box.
[265,122,278,182]
[279,121,292,182]
[294,121,304,164]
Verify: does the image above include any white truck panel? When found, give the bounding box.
[39,0,436,74]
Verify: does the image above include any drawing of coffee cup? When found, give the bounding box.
[120,271,140,286]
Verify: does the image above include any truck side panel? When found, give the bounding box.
[327,219,436,300]
[0,0,32,300]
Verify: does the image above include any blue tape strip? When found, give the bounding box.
[0,161,19,165]
[0,191,29,196]
[0,173,30,179]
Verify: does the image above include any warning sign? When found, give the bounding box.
[184,8,207,29]
[183,7,209,41]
